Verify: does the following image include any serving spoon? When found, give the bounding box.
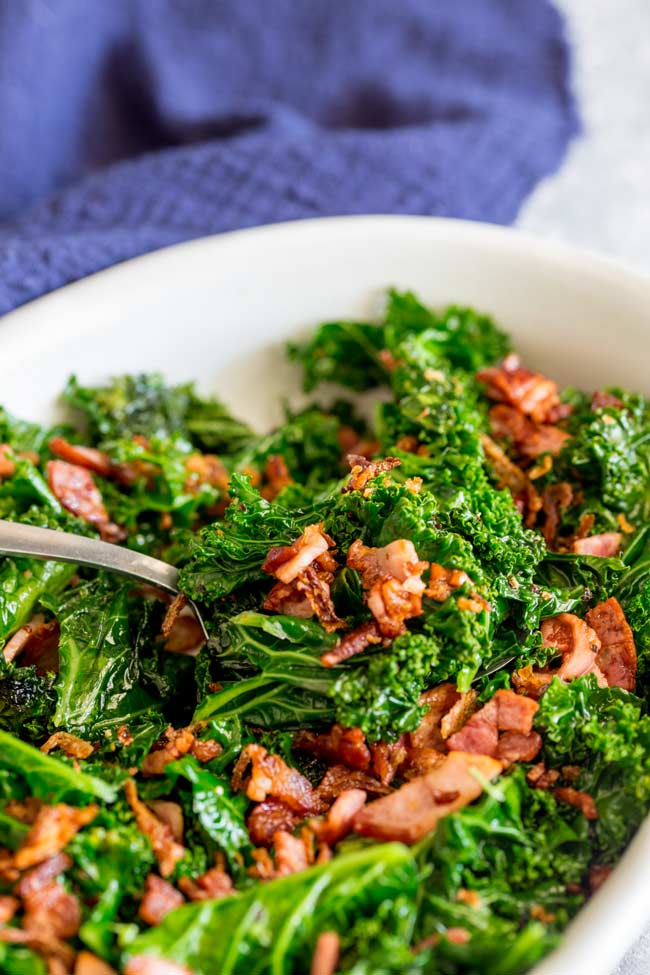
[0,518,209,642]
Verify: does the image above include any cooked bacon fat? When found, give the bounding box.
[344,454,401,493]
[347,537,428,638]
[311,931,341,975]
[294,724,371,771]
[232,744,326,814]
[586,597,637,691]
[476,354,561,423]
[124,780,185,878]
[353,751,502,843]
[309,789,367,846]
[138,874,185,926]
[573,532,622,558]
[14,803,98,870]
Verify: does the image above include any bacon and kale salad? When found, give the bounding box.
[0,290,649,975]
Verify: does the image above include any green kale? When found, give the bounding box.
[0,729,116,803]
[0,666,56,741]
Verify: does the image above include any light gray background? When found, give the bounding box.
[520,3,650,971]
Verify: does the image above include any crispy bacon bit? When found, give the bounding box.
[117,725,134,746]
[440,691,478,741]
[15,853,71,899]
[139,874,185,926]
[309,789,367,846]
[232,744,326,814]
[47,460,126,542]
[14,804,98,870]
[496,731,542,764]
[311,931,341,975]
[179,861,234,901]
[446,690,538,758]
[147,802,184,844]
[591,391,624,411]
[489,404,571,460]
[0,894,18,923]
[541,482,573,547]
[190,737,222,764]
[480,434,542,526]
[586,597,637,691]
[353,751,502,843]
[573,532,622,558]
[370,739,408,786]
[261,454,293,501]
[124,780,185,878]
[161,594,188,639]
[247,798,301,848]
[513,665,553,700]
[184,453,229,494]
[163,609,205,655]
[263,524,344,632]
[526,763,561,790]
[49,437,112,477]
[0,444,16,479]
[347,537,428,638]
[554,786,598,820]
[142,727,195,776]
[540,613,607,685]
[18,853,82,941]
[588,864,613,893]
[314,764,389,802]
[409,684,463,754]
[477,354,560,423]
[124,956,195,975]
[344,454,401,494]
[41,732,93,760]
[617,513,635,534]
[272,830,310,876]
[425,564,471,602]
[294,725,371,772]
[3,614,59,669]
[75,950,119,975]
[321,620,383,667]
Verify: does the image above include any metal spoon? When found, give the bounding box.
[0,518,209,641]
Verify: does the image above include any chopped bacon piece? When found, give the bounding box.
[347,538,428,638]
[480,434,541,526]
[526,763,561,790]
[272,829,310,876]
[41,731,93,760]
[142,727,195,776]
[125,957,195,975]
[247,798,301,848]
[343,454,401,493]
[541,482,573,547]
[3,614,59,670]
[139,874,184,926]
[586,597,637,691]
[409,684,461,753]
[493,689,539,733]
[294,724,371,771]
[440,690,478,741]
[311,931,341,975]
[22,875,82,940]
[573,532,622,558]
[49,437,112,477]
[147,802,184,844]
[184,453,229,494]
[163,609,205,655]
[124,780,185,877]
[261,454,293,501]
[0,444,16,479]
[425,564,472,602]
[554,786,598,820]
[47,460,125,542]
[477,354,560,423]
[354,751,502,843]
[190,738,222,764]
[75,951,119,975]
[263,523,343,632]
[489,404,570,459]
[591,391,624,411]
[370,739,408,786]
[496,731,542,764]
[14,804,98,870]
[161,594,188,639]
[179,862,234,901]
[321,620,383,667]
[309,789,367,846]
[446,690,538,758]
[588,864,613,893]
[0,894,18,923]
[314,764,389,802]
[541,613,607,685]
[513,665,553,700]
[446,698,499,756]
[15,853,72,900]
[232,744,326,813]
[4,797,43,825]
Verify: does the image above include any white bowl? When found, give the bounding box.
[1,215,649,974]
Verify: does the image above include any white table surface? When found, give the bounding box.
[520,3,650,970]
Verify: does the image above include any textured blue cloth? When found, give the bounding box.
[0,0,578,314]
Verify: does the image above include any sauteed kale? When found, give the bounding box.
[1,290,650,975]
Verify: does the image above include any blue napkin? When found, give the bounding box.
[0,0,578,314]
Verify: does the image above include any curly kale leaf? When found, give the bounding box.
[0,729,116,803]
[536,677,650,862]
[0,666,56,741]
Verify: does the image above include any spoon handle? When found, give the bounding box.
[0,518,180,595]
